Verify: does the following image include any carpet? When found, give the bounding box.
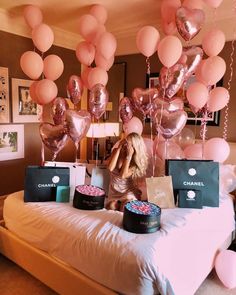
[0,254,235,295]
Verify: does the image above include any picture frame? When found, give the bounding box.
[12,78,42,123]
[0,67,10,123]
[146,73,222,126]
[0,124,24,161]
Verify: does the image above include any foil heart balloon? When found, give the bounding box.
[65,109,91,145]
[178,46,203,80]
[52,97,69,125]
[67,75,84,105]
[132,88,159,116]
[89,83,108,120]
[39,123,68,160]
[153,97,184,112]
[119,97,133,123]
[154,109,187,139]
[159,64,187,99]
[176,7,205,41]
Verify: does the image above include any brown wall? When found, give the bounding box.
[115,42,236,142]
[0,30,80,195]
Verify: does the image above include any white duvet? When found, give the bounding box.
[3,191,235,295]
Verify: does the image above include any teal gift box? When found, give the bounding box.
[56,186,70,203]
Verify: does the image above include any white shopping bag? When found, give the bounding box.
[91,166,110,196]
[44,162,86,199]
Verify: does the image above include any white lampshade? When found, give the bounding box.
[104,123,120,137]
[86,123,106,138]
[86,122,120,138]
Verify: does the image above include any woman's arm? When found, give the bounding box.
[108,143,123,172]
[120,143,134,179]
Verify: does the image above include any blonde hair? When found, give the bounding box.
[126,132,148,178]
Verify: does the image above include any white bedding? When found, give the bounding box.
[3,191,235,295]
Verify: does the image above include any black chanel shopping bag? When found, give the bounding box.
[166,160,219,207]
[24,166,69,202]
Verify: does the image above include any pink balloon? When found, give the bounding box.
[204,137,230,163]
[32,23,54,53]
[215,250,236,289]
[154,109,187,139]
[184,143,203,159]
[186,82,209,109]
[87,67,108,89]
[91,24,106,45]
[202,29,225,57]
[29,81,39,103]
[199,56,226,86]
[43,54,64,81]
[156,140,184,160]
[119,97,133,124]
[78,14,98,42]
[89,84,108,120]
[153,97,184,112]
[136,26,160,57]
[20,51,43,80]
[89,4,108,24]
[65,109,91,144]
[174,127,195,148]
[23,5,43,29]
[96,32,117,59]
[75,41,95,66]
[183,0,203,9]
[36,79,58,105]
[157,36,182,68]
[207,87,230,112]
[176,7,205,41]
[132,88,159,116]
[67,75,83,105]
[95,52,114,71]
[52,97,69,125]
[161,0,181,23]
[123,116,143,136]
[204,0,223,8]
[81,67,92,89]
[159,64,186,99]
[39,123,68,161]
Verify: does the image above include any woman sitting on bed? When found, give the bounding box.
[106,132,148,212]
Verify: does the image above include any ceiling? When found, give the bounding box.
[0,0,235,55]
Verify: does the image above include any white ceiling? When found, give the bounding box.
[0,0,235,55]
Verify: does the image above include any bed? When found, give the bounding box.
[0,190,235,295]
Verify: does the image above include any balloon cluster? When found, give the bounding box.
[20,5,64,106]
[123,0,230,165]
[39,99,91,161]
[73,4,117,121]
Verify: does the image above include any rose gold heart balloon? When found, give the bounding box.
[67,75,84,105]
[39,123,68,160]
[52,97,69,125]
[176,7,205,41]
[119,97,133,123]
[153,97,184,112]
[65,109,91,144]
[132,87,159,116]
[154,109,187,139]
[159,64,187,99]
[89,83,108,120]
[178,46,203,80]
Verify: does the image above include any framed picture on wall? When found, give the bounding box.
[0,67,10,123]
[12,78,42,123]
[0,124,24,161]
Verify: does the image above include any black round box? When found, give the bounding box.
[73,185,105,210]
[123,201,161,234]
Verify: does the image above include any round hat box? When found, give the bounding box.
[73,184,105,210]
[123,200,161,233]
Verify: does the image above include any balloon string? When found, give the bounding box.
[223,4,236,140]
[146,57,151,76]
[200,110,208,158]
